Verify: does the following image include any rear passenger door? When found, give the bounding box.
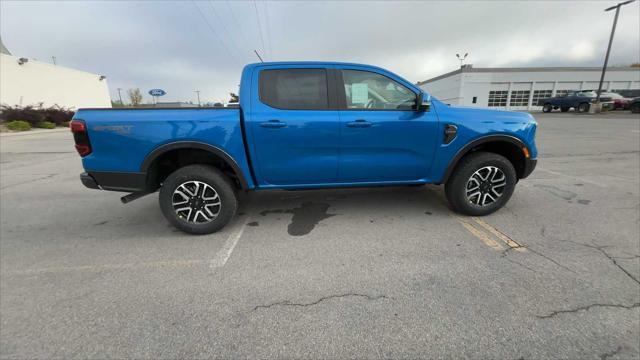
[247,66,340,186]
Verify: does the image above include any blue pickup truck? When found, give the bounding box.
[72,62,538,234]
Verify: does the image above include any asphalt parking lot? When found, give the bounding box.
[1,111,639,359]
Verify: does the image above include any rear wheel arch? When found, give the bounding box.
[141,141,248,191]
[441,136,529,184]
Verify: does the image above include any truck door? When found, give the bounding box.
[335,68,439,182]
[246,66,340,186]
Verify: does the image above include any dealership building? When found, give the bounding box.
[417,65,640,110]
[0,37,111,109]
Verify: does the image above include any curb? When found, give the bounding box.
[0,127,69,137]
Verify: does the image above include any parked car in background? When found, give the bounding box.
[597,92,633,110]
[630,97,640,113]
[539,91,612,113]
[71,61,538,234]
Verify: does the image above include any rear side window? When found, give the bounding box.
[259,69,329,110]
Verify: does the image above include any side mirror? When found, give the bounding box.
[416,93,431,112]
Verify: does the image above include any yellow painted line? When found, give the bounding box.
[455,216,504,251]
[471,217,527,252]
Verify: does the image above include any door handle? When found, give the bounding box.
[260,119,287,128]
[346,119,372,128]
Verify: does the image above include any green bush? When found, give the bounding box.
[1,104,74,127]
[6,120,32,131]
[36,121,56,129]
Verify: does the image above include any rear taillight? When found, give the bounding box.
[70,120,92,157]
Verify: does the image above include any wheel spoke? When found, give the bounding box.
[180,184,197,197]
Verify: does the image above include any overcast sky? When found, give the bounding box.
[1,0,639,104]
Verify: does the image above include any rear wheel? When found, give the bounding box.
[542,103,552,113]
[159,165,237,234]
[577,102,590,113]
[445,152,517,216]
[631,103,640,114]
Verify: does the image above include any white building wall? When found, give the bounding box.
[420,67,640,110]
[421,72,463,105]
[0,54,111,109]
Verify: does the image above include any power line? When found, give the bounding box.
[224,0,252,56]
[206,0,246,61]
[252,0,267,60]
[263,1,273,59]
[190,0,240,63]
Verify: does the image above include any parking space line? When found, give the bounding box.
[454,216,504,251]
[2,259,205,276]
[209,216,250,269]
[471,217,526,252]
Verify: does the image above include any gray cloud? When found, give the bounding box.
[2,0,638,104]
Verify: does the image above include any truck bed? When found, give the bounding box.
[75,108,253,189]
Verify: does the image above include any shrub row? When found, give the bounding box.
[0,104,75,127]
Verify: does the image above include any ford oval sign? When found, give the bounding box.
[148,89,166,97]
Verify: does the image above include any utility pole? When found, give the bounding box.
[116,88,123,105]
[595,0,636,104]
[456,53,468,68]
[51,56,57,65]
[194,90,201,107]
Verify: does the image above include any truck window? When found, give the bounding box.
[259,69,329,110]
[341,70,416,110]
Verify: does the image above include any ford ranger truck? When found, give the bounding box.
[72,62,538,234]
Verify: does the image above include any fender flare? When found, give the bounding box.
[141,141,248,189]
[440,135,529,184]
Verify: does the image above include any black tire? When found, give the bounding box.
[445,152,517,216]
[159,165,237,235]
[542,103,552,113]
[577,102,590,113]
[631,103,640,114]
[560,107,569,112]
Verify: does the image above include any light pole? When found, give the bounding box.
[194,90,201,107]
[116,88,123,105]
[595,0,636,104]
[456,53,468,68]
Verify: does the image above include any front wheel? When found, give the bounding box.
[631,103,640,114]
[542,104,552,113]
[577,102,590,113]
[445,152,517,216]
[159,165,238,234]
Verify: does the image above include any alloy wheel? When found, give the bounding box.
[172,181,221,223]
[465,166,507,207]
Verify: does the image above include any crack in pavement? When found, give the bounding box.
[537,302,640,319]
[500,240,576,274]
[253,293,389,311]
[0,173,57,190]
[600,346,624,360]
[561,240,639,285]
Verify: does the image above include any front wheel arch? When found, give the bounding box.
[440,136,529,184]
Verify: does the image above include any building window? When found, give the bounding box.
[472,96,477,104]
[532,90,552,106]
[509,90,530,106]
[487,91,508,107]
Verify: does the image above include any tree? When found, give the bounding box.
[229,92,239,103]
[631,63,640,68]
[127,88,143,106]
